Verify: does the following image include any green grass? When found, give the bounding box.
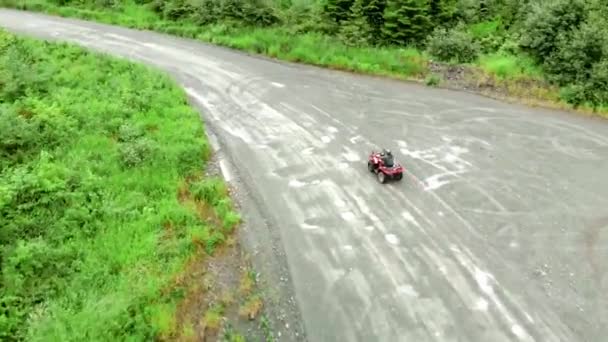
[0,28,239,340]
[477,52,543,80]
[202,304,224,331]
[468,19,502,39]
[199,25,428,76]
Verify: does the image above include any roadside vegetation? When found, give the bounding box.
[2,0,608,117]
[0,28,266,341]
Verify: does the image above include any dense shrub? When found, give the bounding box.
[159,0,194,20]
[544,20,607,85]
[426,23,480,63]
[518,0,587,64]
[586,59,608,105]
[191,0,222,25]
[516,0,608,106]
[468,19,505,53]
[560,58,608,107]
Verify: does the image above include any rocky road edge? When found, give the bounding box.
[197,106,307,342]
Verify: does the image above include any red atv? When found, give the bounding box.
[367,149,404,184]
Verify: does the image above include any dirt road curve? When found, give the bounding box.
[2,9,608,342]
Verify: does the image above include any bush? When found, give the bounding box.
[561,58,608,108]
[559,84,587,107]
[118,137,155,168]
[191,0,221,25]
[543,19,607,86]
[518,0,587,63]
[586,59,608,106]
[426,23,480,63]
[425,73,441,86]
[117,122,144,142]
[190,177,226,205]
[517,0,608,107]
[161,0,194,20]
[468,19,506,53]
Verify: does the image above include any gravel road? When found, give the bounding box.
[2,9,608,342]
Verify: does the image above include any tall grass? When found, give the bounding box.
[477,52,543,80]
[468,19,503,39]
[197,25,428,77]
[0,29,239,340]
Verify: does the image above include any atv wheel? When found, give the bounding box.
[395,173,403,181]
[377,171,386,184]
[368,162,374,172]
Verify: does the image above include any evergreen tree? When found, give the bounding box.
[381,0,431,46]
[339,0,374,46]
[428,0,457,27]
[478,0,490,20]
[192,0,221,25]
[362,0,387,43]
[323,0,356,24]
[219,0,245,22]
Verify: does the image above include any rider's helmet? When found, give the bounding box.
[384,148,392,156]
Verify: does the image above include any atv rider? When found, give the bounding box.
[380,149,394,167]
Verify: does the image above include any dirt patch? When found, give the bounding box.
[428,61,472,89]
[160,218,271,341]
[168,237,269,342]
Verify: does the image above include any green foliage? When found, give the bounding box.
[338,0,373,46]
[191,0,221,25]
[190,177,227,205]
[322,0,354,24]
[361,0,386,39]
[468,19,505,53]
[5,0,608,111]
[202,0,282,27]
[544,19,607,85]
[160,0,194,20]
[585,59,608,106]
[190,177,241,232]
[560,58,608,108]
[426,23,480,63]
[0,29,236,340]
[425,73,441,86]
[280,2,331,34]
[118,136,156,167]
[428,0,457,27]
[477,52,541,79]
[381,0,431,46]
[517,0,608,107]
[518,0,587,63]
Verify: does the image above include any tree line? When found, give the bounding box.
[49,0,608,108]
